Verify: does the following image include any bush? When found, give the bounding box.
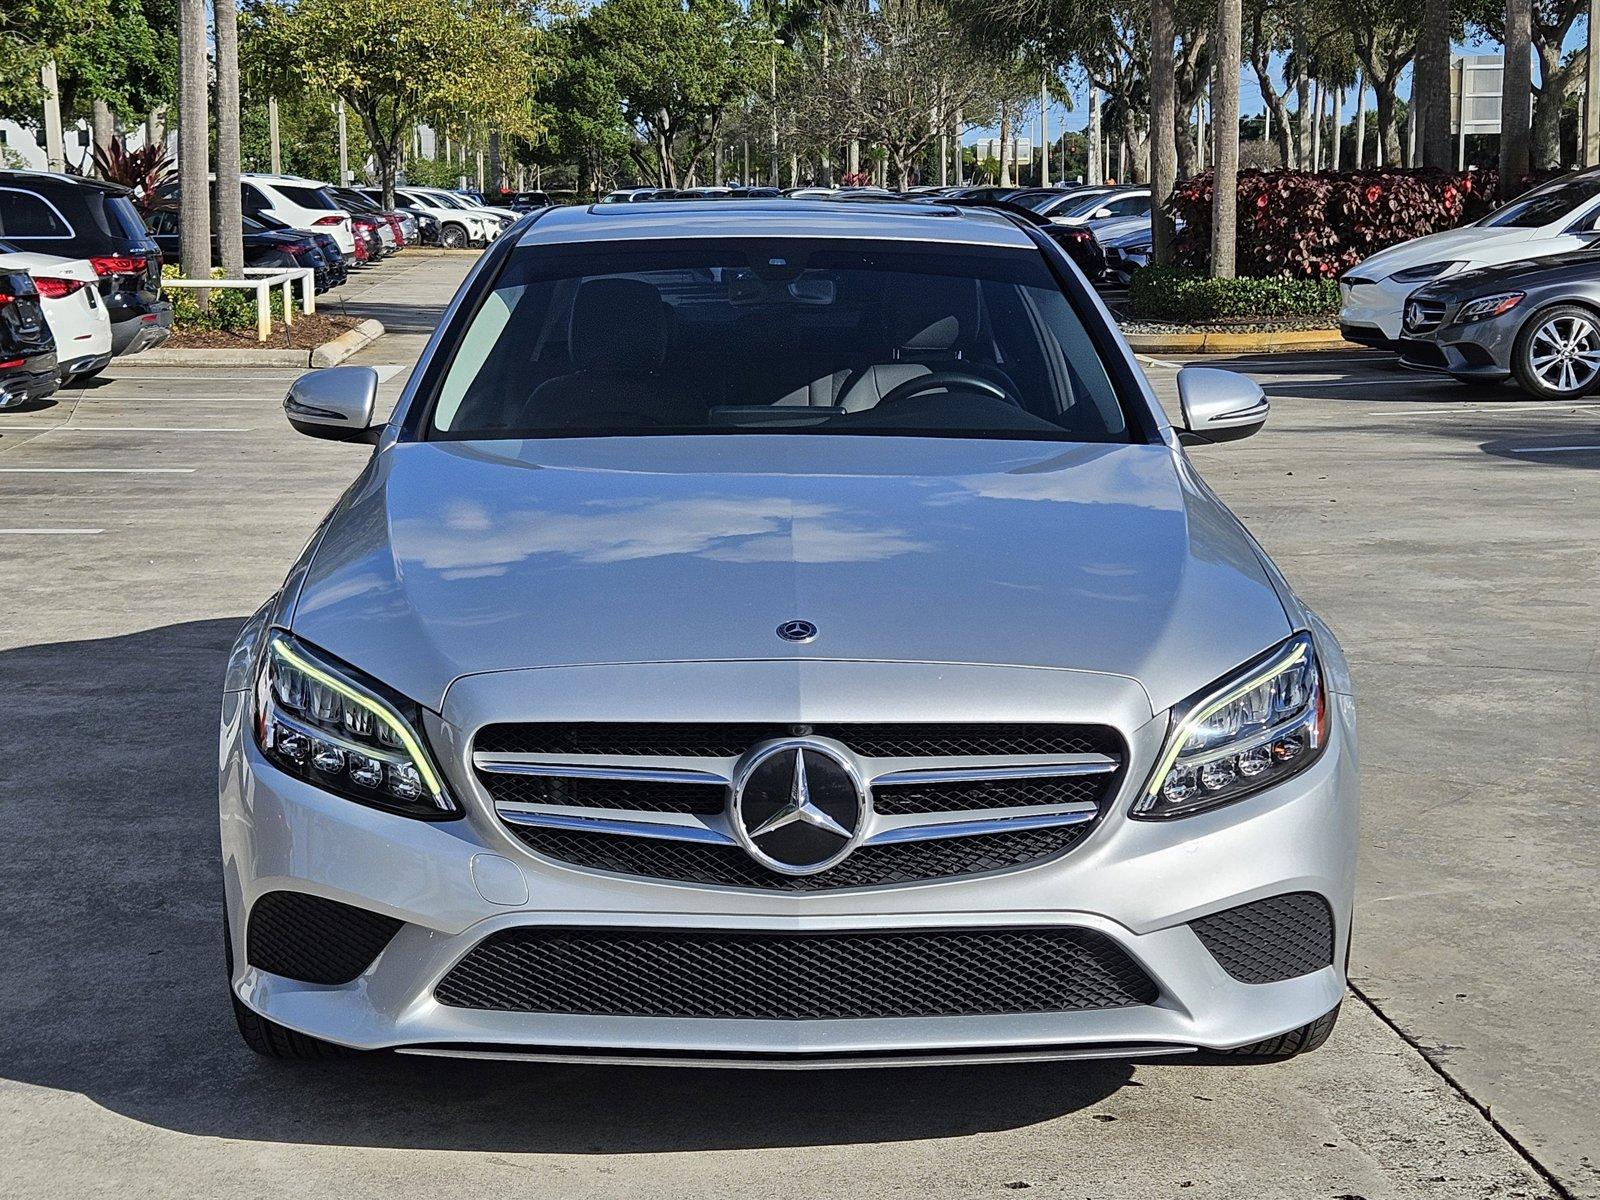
[1127,267,1340,321]
[1166,167,1535,279]
[162,264,286,332]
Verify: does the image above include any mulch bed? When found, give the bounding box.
[165,312,361,351]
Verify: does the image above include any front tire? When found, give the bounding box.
[1214,1003,1340,1061]
[1511,304,1600,399]
[225,908,356,1060]
[440,224,468,249]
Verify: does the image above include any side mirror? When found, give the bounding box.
[284,366,379,443]
[1092,207,1112,219]
[1176,367,1268,445]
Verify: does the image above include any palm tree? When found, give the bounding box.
[1150,0,1178,265]
[1417,0,1452,168]
[177,0,211,298]
[1500,0,1531,198]
[214,0,245,277]
[1210,0,1242,278]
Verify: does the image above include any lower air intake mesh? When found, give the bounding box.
[246,890,404,985]
[435,926,1158,1018]
[1190,892,1336,983]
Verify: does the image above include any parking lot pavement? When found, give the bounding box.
[1144,350,1600,1198]
[0,262,1584,1198]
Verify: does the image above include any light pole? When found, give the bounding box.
[769,40,780,186]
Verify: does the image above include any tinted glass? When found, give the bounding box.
[273,184,338,210]
[1104,195,1150,217]
[428,239,1129,444]
[0,188,72,238]
[1483,178,1600,228]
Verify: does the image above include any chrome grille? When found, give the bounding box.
[1403,298,1447,334]
[475,723,1123,890]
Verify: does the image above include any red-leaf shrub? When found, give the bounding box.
[1167,168,1555,279]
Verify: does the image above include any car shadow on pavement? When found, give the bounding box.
[0,619,1132,1153]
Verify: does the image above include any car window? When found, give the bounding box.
[1483,178,1600,228]
[1060,191,1116,218]
[147,209,177,235]
[272,184,338,210]
[241,183,270,212]
[0,188,73,239]
[1105,195,1150,217]
[426,192,469,210]
[427,239,1130,444]
[89,193,151,240]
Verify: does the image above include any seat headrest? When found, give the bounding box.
[571,277,668,371]
[880,274,981,352]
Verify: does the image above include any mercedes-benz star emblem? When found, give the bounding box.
[732,740,866,875]
[776,619,818,643]
[1405,302,1421,328]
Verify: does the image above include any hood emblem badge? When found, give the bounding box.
[731,740,866,875]
[776,619,818,643]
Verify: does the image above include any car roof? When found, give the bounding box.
[517,199,1037,249]
[0,169,134,197]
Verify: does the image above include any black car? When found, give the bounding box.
[0,170,171,359]
[145,205,335,294]
[0,270,58,408]
[503,191,552,212]
[255,213,348,287]
[1398,249,1600,399]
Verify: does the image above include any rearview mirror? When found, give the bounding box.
[1176,367,1268,445]
[284,366,379,443]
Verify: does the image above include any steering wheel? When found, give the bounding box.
[874,370,1021,409]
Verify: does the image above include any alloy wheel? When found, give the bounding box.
[1528,314,1600,395]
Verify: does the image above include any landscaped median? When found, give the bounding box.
[1118,266,1358,355]
[137,268,386,367]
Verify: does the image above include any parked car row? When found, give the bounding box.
[1,169,172,405]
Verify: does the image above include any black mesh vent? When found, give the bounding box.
[475,722,1121,760]
[246,891,404,985]
[873,774,1106,816]
[478,773,727,815]
[435,926,1158,1018]
[507,822,1091,890]
[1191,892,1336,984]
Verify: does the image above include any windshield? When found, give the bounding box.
[274,184,338,210]
[426,239,1131,443]
[1060,191,1121,219]
[424,192,468,210]
[1482,178,1600,228]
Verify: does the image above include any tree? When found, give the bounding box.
[1472,0,1589,169]
[1326,0,1419,164]
[215,0,244,275]
[0,0,108,119]
[1501,0,1533,192]
[177,0,210,289]
[1150,0,1178,263]
[1210,0,1241,278]
[244,0,550,209]
[582,0,771,188]
[1415,0,1453,166]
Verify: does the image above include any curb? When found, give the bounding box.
[133,318,385,369]
[1123,329,1361,355]
[311,318,385,368]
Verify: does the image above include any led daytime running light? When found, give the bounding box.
[267,634,445,801]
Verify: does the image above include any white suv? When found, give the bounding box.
[239,174,357,255]
[1340,171,1600,347]
[385,188,496,249]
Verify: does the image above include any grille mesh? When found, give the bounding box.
[475,722,1120,760]
[1191,892,1336,983]
[434,926,1158,1018]
[246,890,403,985]
[479,773,727,814]
[872,774,1104,816]
[507,822,1091,890]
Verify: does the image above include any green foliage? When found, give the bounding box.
[163,264,289,332]
[239,92,340,180]
[54,0,175,124]
[0,0,112,120]
[1127,267,1340,321]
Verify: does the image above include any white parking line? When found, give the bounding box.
[1505,444,1600,454]
[0,467,195,474]
[1369,402,1600,416]
[0,425,251,433]
[1267,377,1454,390]
[0,527,105,534]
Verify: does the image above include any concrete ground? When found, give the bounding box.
[0,252,1590,1198]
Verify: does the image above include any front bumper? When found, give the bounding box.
[1339,277,1409,345]
[221,660,1358,1065]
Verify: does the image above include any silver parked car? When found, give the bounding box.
[221,200,1358,1067]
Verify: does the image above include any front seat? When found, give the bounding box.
[836,274,990,412]
[525,277,695,427]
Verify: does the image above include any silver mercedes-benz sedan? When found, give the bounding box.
[220,200,1357,1068]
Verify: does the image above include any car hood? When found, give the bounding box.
[1352,225,1544,276]
[290,436,1292,715]
[1419,247,1600,295]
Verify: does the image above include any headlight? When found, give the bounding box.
[254,630,458,819]
[1454,291,1523,323]
[1134,632,1327,820]
[1388,259,1463,283]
